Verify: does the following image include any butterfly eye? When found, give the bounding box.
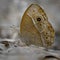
[37,17,41,21]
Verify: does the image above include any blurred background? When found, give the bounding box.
[0,0,60,49]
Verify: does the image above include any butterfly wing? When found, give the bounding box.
[20,4,55,47]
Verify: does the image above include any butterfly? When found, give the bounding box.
[20,4,55,47]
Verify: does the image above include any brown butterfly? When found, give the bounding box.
[20,4,55,47]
